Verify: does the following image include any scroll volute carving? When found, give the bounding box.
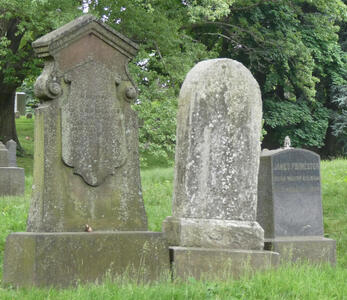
[116,77,138,103]
[34,60,62,101]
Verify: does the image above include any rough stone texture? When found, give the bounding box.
[3,15,164,289]
[26,14,147,232]
[172,59,262,221]
[0,168,25,196]
[171,247,279,280]
[0,141,25,196]
[162,59,278,280]
[163,216,264,250]
[3,232,170,288]
[6,139,17,167]
[257,148,336,264]
[264,237,336,265]
[61,59,128,187]
[164,59,264,250]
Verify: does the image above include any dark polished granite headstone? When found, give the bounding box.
[257,148,336,265]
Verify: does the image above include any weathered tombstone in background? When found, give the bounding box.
[0,140,25,196]
[6,140,17,167]
[0,142,8,167]
[3,14,169,288]
[163,59,279,280]
[257,141,336,264]
[14,92,26,116]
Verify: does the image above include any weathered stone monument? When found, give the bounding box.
[3,14,169,288]
[257,139,336,264]
[0,140,25,196]
[163,59,279,280]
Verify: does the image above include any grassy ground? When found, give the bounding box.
[0,264,346,300]
[0,118,346,299]
[16,117,34,176]
[321,159,347,267]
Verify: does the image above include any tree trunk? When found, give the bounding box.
[320,124,343,159]
[0,17,24,151]
[0,86,22,151]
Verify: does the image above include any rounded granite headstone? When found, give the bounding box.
[173,58,262,221]
[163,59,264,250]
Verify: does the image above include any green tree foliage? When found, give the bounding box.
[0,0,82,148]
[1,0,346,160]
[185,0,347,154]
[86,0,347,159]
[331,85,347,153]
[86,0,215,165]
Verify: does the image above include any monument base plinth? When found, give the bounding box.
[163,216,264,250]
[170,246,279,280]
[264,236,336,265]
[3,231,170,288]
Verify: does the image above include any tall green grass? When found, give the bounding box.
[0,264,346,299]
[321,159,347,267]
[16,116,34,176]
[0,118,346,299]
[0,176,31,277]
[141,168,173,231]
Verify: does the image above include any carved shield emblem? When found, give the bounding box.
[62,60,127,186]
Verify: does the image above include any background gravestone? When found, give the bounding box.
[6,140,17,167]
[257,147,336,264]
[3,14,169,288]
[0,141,24,196]
[0,142,8,167]
[14,92,26,116]
[163,59,278,280]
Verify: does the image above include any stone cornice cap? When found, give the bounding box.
[32,14,139,59]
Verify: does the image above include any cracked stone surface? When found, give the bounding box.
[164,59,264,249]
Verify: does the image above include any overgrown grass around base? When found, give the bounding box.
[0,119,346,299]
[141,167,173,232]
[16,116,34,176]
[321,159,347,267]
[0,264,346,299]
[0,176,31,276]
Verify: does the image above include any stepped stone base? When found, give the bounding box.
[0,167,25,196]
[264,236,336,265]
[3,231,170,288]
[170,246,279,280]
[163,216,264,250]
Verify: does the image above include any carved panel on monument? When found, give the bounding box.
[61,59,127,186]
[27,14,147,232]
